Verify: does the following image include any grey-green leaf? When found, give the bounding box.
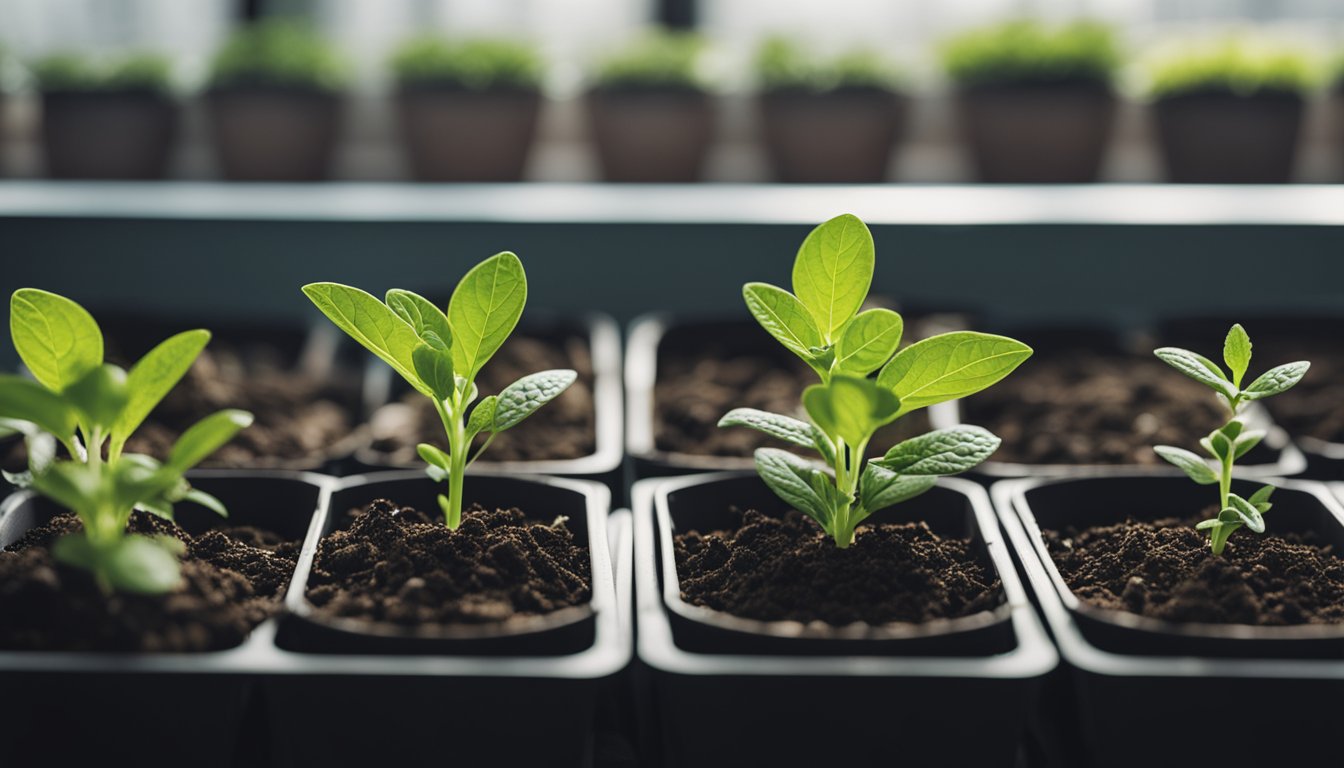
[302,282,429,395]
[0,374,77,442]
[753,448,834,529]
[874,425,1001,476]
[858,463,938,515]
[877,331,1033,416]
[833,308,903,376]
[742,282,825,363]
[1153,445,1218,485]
[412,343,456,401]
[467,395,498,437]
[386,289,453,348]
[1153,347,1238,399]
[112,329,210,451]
[1223,324,1252,386]
[493,369,576,432]
[167,409,253,473]
[10,288,103,393]
[791,214,874,340]
[718,408,820,451]
[448,252,527,381]
[1242,361,1310,401]
[1225,493,1266,534]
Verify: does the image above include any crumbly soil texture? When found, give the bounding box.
[963,351,1257,466]
[675,509,1002,626]
[1045,514,1344,625]
[307,501,591,627]
[368,333,596,463]
[0,512,300,652]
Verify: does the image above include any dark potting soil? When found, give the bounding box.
[367,333,597,463]
[1044,514,1344,625]
[675,509,1003,626]
[306,500,591,627]
[0,511,300,652]
[962,351,1245,466]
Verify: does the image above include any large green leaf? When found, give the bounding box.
[753,448,835,529]
[802,375,901,447]
[877,331,1033,415]
[833,308,903,376]
[1242,361,1310,401]
[0,374,77,443]
[112,330,210,452]
[874,426,1000,476]
[386,289,453,348]
[857,464,938,515]
[303,283,428,395]
[742,282,824,363]
[167,409,253,473]
[494,369,577,431]
[790,214,874,340]
[1223,324,1252,387]
[448,252,527,381]
[10,288,103,392]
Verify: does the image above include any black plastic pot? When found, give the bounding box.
[0,470,328,768]
[205,85,344,182]
[954,81,1116,183]
[353,313,623,489]
[633,471,1057,767]
[997,474,1344,767]
[757,87,908,183]
[40,89,179,179]
[1152,89,1304,184]
[395,85,542,181]
[585,86,716,182]
[267,471,630,767]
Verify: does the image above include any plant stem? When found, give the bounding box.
[433,397,467,529]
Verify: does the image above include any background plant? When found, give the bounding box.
[719,214,1033,548]
[304,253,574,529]
[0,290,252,593]
[30,52,173,93]
[208,19,347,91]
[1145,34,1318,98]
[755,36,902,92]
[391,36,544,91]
[593,30,708,90]
[1154,324,1309,555]
[940,19,1120,88]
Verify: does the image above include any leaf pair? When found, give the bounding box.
[1155,323,1309,411]
[1155,417,1264,485]
[1195,486,1274,555]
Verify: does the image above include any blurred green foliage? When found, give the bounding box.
[1146,35,1319,98]
[940,20,1120,87]
[755,37,903,91]
[31,52,173,92]
[594,30,707,90]
[208,20,347,90]
[390,37,543,90]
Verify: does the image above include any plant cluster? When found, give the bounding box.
[0,290,252,593]
[304,253,574,529]
[940,20,1121,88]
[208,19,348,91]
[594,30,707,90]
[719,214,1032,548]
[755,36,903,92]
[30,52,173,93]
[1145,35,1319,98]
[1153,324,1309,555]
[391,37,544,91]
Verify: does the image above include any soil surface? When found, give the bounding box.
[0,511,299,652]
[1045,514,1344,625]
[675,509,1002,626]
[367,333,597,464]
[306,500,591,627]
[963,351,1249,466]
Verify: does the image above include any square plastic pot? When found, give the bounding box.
[633,471,1057,768]
[996,474,1344,767]
[266,471,630,767]
[0,470,328,768]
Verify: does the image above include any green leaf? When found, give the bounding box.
[386,288,453,348]
[417,442,450,470]
[467,395,498,438]
[1153,445,1218,485]
[1203,430,1233,461]
[10,288,103,392]
[874,425,1001,476]
[718,408,822,451]
[803,375,901,447]
[791,213,874,340]
[753,447,835,529]
[63,364,129,432]
[742,282,825,364]
[101,536,183,594]
[447,252,527,381]
[857,463,938,515]
[833,308,903,376]
[1153,347,1238,399]
[167,409,253,472]
[877,331,1033,416]
[0,374,77,442]
[1223,324,1252,387]
[112,329,210,452]
[1248,485,1275,510]
[1242,361,1310,401]
[493,369,577,431]
[1234,429,1266,460]
[302,282,429,395]
[31,461,100,517]
[412,343,456,401]
[183,487,229,518]
[1225,493,1266,534]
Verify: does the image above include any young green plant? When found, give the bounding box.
[719,214,1033,548]
[303,252,574,529]
[0,289,253,593]
[1153,324,1309,554]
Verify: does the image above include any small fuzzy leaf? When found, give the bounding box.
[875,425,1001,476]
[754,447,835,530]
[493,369,577,431]
[718,408,822,451]
[417,442,451,470]
[1153,445,1219,485]
[466,395,498,438]
[1224,324,1252,386]
[1154,347,1238,399]
[833,308,903,376]
[858,463,938,515]
[1234,429,1265,460]
[1225,493,1266,534]
[1242,362,1310,401]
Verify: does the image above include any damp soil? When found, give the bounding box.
[674,509,1003,626]
[0,511,300,652]
[1044,514,1344,625]
[366,333,597,464]
[306,500,591,628]
[962,351,1264,466]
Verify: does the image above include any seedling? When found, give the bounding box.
[1154,324,1309,554]
[719,214,1032,547]
[0,290,252,593]
[304,253,574,529]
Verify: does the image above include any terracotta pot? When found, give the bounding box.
[585,87,715,182]
[757,87,907,183]
[954,82,1116,183]
[205,85,343,182]
[39,89,179,179]
[1152,89,1304,183]
[395,86,542,182]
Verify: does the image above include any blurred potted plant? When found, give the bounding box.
[941,20,1120,183]
[586,30,716,182]
[390,36,545,182]
[754,37,907,183]
[31,52,178,180]
[204,20,347,182]
[1147,35,1316,184]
